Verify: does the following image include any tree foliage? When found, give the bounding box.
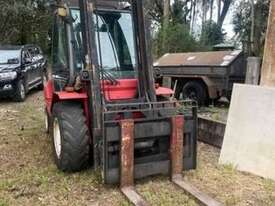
[233,0,270,56]
[0,0,51,53]
[171,0,192,25]
[144,0,164,23]
[200,20,224,47]
[152,0,229,57]
[0,0,236,58]
[154,22,199,57]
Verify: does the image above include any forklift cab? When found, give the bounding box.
[51,0,163,102]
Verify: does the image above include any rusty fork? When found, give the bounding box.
[170,116,223,206]
[120,120,149,206]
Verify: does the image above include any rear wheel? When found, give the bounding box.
[13,80,26,102]
[181,81,208,105]
[51,102,90,172]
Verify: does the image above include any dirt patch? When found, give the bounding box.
[0,91,274,206]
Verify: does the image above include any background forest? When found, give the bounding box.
[0,0,271,58]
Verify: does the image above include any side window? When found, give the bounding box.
[33,47,42,60]
[28,47,37,61]
[52,17,68,71]
[22,50,32,64]
[71,10,119,72]
[33,47,40,56]
[35,47,41,55]
[71,9,83,71]
[95,15,119,70]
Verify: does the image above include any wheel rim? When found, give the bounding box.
[20,83,25,99]
[53,118,62,158]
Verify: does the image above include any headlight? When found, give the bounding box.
[0,71,17,80]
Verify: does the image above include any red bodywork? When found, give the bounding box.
[44,78,173,116]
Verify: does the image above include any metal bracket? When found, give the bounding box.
[120,120,149,206]
[170,116,223,206]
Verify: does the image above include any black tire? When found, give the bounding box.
[51,102,90,172]
[45,108,51,134]
[181,81,208,105]
[13,80,26,102]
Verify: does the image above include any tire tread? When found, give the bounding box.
[52,102,90,172]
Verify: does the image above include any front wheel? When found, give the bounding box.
[13,80,26,102]
[51,102,90,172]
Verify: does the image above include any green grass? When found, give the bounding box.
[1,91,275,206]
[137,178,198,206]
[0,199,8,206]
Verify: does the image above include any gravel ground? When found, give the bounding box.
[0,90,274,206]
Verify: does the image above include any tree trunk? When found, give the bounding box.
[210,0,214,22]
[162,0,170,53]
[163,0,170,26]
[217,0,221,23]
[202,0,207,24]
[261,0,275,87]
[190,0,197,34]
[250,0,255,56]
[217,0,232,30]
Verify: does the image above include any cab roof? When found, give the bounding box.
[66,0,130,10]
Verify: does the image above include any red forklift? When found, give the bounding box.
[44,0,222,205]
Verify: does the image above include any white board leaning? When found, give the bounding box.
[219,84,275,181]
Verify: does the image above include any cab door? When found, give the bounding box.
[32,47,45,82]
[51,15,70,91]
[27,47,41,85]
[22,50,34,90]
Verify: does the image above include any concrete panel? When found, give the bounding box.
[219,84,275,180]
[246,57,261,85]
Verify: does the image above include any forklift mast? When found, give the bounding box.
[77,0,160,168]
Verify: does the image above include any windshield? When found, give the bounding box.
[0,50,20,64]
[71,9,137,79]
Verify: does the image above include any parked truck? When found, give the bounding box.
[154,50,246,105]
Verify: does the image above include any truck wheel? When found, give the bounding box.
[182,81,207,105]
[51,102,90,172]
[13,80,26,102]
